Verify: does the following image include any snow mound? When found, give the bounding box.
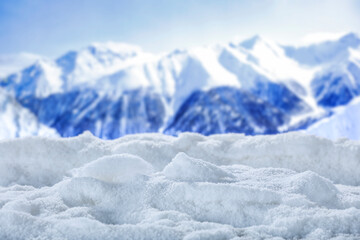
[0,132,360,239]
[286,170,340,208]
[72,154,154,183]
[163,152,235,182]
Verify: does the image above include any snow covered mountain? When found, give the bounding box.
[1,32,360,139]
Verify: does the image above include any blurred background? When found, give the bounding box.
[0,0,360,140]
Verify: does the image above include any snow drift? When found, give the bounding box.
[0,132,360,239]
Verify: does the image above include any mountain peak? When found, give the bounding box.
[300,32,360,46]
[339,32,360,45]
[87,42,142,55]
[239,35,265,49]
[32,58,55,71]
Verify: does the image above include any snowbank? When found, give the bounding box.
[0,132,360,239]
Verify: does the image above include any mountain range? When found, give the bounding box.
[1,32,360,140]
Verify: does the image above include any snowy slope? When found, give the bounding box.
[165,86,289,135]
[19,88,167,139]
[284,32,360,109]
[0,89,58,139]
[307,97,360,140]
[310,47,360,108]
[0,132,360,239]
[57,42,156,90]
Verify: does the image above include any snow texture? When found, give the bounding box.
[0,131,360,239]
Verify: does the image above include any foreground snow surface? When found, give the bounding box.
[1,132,360,239]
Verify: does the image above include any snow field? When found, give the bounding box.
[0,131,360,239]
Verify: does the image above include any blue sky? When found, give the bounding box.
[0,0,359,57]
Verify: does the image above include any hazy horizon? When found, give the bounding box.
[1,0,359,57]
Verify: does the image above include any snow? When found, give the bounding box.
[239,35,315,84]
[65,42,156,89]
[163,152,235,183]
[236,35,321,116]
[73,154,154,183]
[307,97,360,140]
[0,131,360,239]
[33,59,63,97]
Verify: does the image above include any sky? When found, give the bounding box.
[0,0,359,57]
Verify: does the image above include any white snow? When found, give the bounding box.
[307,97,360,140]
[68,42,156,89]
[33,59,64,97]
[72,154,154,183]
[0,131,360,239]
[163,152,235,183]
